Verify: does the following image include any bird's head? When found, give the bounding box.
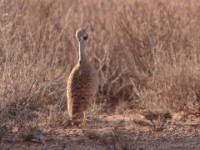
[76,25,89,42]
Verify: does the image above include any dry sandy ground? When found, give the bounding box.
[1,112,200,150]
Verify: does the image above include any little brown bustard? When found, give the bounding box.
[67,26,99,127]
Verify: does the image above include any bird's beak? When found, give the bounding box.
[84,25,89,31]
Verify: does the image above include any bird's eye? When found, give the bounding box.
[83,35,88,40]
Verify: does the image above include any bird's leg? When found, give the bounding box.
[83,111,86,129]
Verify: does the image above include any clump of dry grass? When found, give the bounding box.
[19,123,45,143]
[113,0,200,111]
[0,0,200,133]
[142,110,172,131]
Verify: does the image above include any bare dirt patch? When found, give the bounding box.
[1,112,200,150]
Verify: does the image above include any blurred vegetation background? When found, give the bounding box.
[0,0,200,130]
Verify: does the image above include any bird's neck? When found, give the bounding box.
[78,40,87,63]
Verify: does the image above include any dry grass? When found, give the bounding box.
[0,0,200,138]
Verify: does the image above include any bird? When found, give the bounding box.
[67,26,99,127]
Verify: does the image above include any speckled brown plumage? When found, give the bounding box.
[67,27,99,126]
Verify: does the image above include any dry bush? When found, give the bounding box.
[0,0,71,129]
[112,0,200,111]
[0,0,199,132]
